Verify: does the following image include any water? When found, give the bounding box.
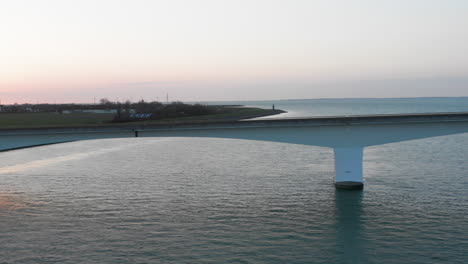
[209,97,468,118]
[1,97,467,263]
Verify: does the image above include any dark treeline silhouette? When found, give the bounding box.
[0,98,128,113]
[113,100,216,122]
[0,103,113,113]
[0,98,218,122]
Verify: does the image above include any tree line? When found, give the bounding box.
[0,98,218,122]
[111,100,216,122]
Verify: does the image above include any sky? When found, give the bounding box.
[0,0,467,104]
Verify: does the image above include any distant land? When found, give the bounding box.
[0,100,284,129]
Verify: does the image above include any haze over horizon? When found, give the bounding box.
[1,0,467,104]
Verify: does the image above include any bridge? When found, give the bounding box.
[1,112,468,189]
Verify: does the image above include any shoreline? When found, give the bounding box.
[0,107,286,131]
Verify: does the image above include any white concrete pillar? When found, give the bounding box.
[333,147,364,189]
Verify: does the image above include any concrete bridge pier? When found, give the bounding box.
[334,147,364,190]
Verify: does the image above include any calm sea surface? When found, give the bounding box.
[1,98,467,263]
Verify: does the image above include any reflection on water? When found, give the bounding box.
[0,192,28,210]
[0,140,166,174]
[0,192,40,217]
[335,189,365,264]
[0,154,91,174]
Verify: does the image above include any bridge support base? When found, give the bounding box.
[334,147,364,190]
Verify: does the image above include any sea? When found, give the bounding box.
[0,97,467,264]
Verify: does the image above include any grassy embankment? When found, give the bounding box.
[0,106,284,129]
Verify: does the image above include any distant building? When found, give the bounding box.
[129,113,153,119]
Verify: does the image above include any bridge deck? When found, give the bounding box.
[2,112,468,189]
[2,112,468,135]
